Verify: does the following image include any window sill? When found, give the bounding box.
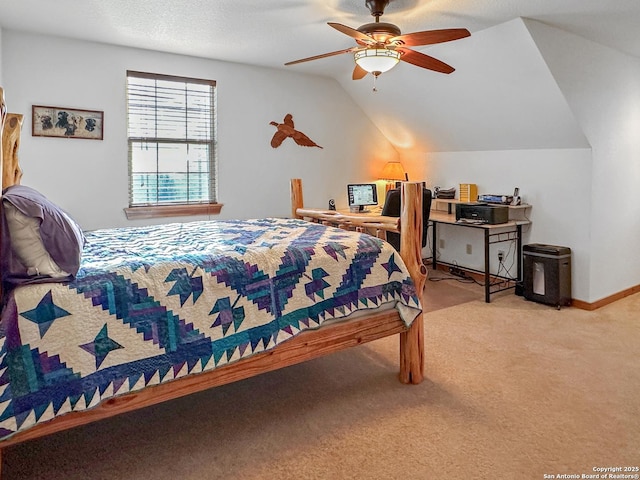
[124,203,223,220]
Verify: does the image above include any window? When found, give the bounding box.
[125,71,220,219]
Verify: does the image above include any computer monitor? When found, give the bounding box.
[347,183,378,212]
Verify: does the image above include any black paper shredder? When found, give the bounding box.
[523,244,571,308]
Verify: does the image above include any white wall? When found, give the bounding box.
[385,18,598,303]
[5,21,640,305]
[397,19,640,304]
[526,20,640,303]
[340,18,590,154]
[418,149,593,301]
[2,30,398,230]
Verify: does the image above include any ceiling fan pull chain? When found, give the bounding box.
[372,72,379,92]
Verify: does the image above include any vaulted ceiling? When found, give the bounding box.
[2,0,639,75]
[1,0,638,152]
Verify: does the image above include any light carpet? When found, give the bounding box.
[6,292,639,479]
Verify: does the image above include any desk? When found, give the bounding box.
[298,205,531,304]
[297,208,399,236]
[429,210,531,303]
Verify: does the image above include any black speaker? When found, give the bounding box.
[328,199,336,210]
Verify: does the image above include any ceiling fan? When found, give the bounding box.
[285,0,470,81]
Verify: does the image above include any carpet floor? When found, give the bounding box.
[5,283,639,480]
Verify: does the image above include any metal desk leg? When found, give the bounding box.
[517,224,523,281]
[484,229,490,303]
[432,221,438,269]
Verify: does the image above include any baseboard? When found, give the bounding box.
[425,260,640,311]
[571,284,640,311]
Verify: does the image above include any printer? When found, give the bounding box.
[455,203,509,225]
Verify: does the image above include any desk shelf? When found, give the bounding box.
[432,198,531,218]
[429,210,532,303]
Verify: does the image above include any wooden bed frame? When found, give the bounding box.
[0,86,426,476]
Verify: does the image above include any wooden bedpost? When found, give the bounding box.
[399,182,427,384]
[2,113,24,189]
[290,178,426,384]
[290,178,304,219]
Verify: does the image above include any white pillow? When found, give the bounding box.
[3,201,70,278]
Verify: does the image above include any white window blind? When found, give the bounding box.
[126,71,217,206]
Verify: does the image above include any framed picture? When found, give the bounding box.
[32,105,104,140]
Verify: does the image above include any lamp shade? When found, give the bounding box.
[354,48,401,74]
[380,161,406,181]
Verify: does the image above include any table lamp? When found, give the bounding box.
[380,161,406,193]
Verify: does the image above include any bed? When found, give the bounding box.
[0,86,427,476]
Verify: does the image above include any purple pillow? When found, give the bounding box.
[2,185,85,285]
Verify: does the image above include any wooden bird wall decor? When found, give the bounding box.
[270,114,323,149]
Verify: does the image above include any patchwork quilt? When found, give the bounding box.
[0,218,421,441]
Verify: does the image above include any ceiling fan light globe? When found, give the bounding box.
[354,49,400,74]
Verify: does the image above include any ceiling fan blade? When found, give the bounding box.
[390,28,470,47]
[285,47,357,66]
[397,48,455,74]
[328,22,374,44]
[352,64,368,80]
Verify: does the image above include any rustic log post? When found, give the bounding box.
[290,178,304,219]
[2,113,24,189]
[291,179,425,384]
[399,182,427,384]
